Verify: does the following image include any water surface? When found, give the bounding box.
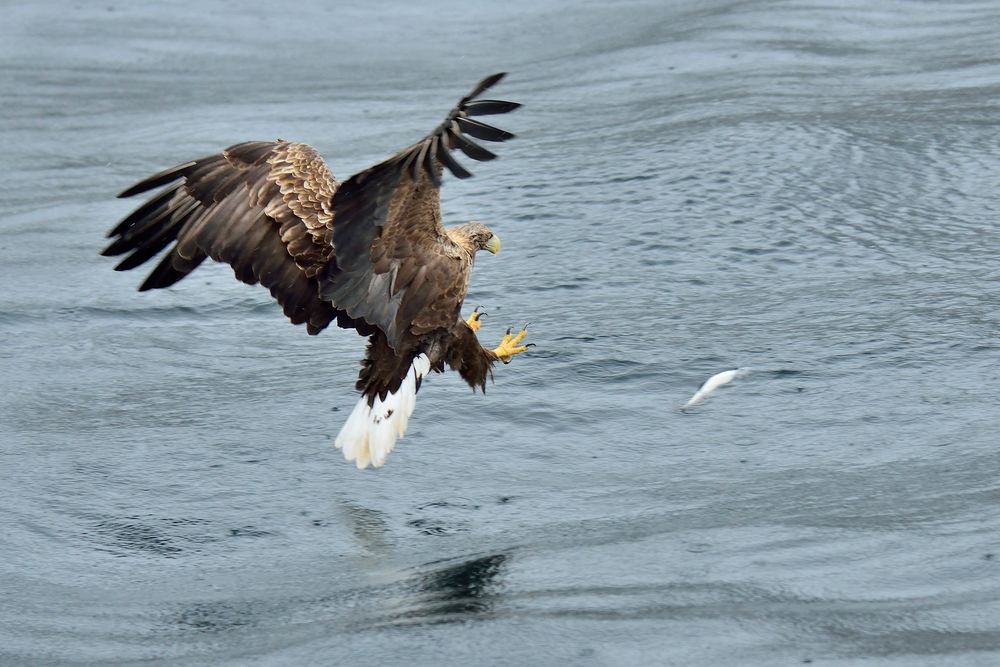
[2,1,1000,664]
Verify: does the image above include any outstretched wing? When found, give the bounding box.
[318,72,519,350]
[104,141,364,335]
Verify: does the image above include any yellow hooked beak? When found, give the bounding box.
[485,234,501,255]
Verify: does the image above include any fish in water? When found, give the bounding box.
[683,368,751,408]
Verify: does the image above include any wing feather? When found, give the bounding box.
[116,161,197,199]
[454,116,515,142]
[436,142,472,179]
[462,72,507,101]
[104,141,350,334]
[463,100,522,116]
[448,130,497,161]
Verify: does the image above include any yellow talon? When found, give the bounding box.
[466,306,485,333]
[493,326,531,364]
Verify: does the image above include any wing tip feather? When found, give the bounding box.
[117,160,197,198]
[406,71,518,184]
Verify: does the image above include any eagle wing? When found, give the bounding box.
[318,72,519,351]
[103,140,365,335]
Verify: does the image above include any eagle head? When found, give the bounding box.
[447,221,500,256]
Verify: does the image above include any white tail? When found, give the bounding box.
[335,354,431,469]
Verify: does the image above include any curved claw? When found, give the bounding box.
[492,324,532,363]
[466,307,487,332]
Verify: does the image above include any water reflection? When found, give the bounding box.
[85,514,218,558]
[342,502,391,555]
[166,553,510,637]
[383,553,509,625]
[175,601,256,634]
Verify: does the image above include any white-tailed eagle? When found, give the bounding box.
[102,73,531,469]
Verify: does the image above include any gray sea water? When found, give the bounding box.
[3,1,1000,665]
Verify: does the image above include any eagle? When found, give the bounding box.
[102,73,531,469]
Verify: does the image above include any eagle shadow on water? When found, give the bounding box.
[103,73,532,469]
[170,553,509,637]
[381,553,510,625]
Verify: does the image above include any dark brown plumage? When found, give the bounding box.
[103,73,526,468]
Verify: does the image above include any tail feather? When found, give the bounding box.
[336,398,371,468]
[335,353,430,469]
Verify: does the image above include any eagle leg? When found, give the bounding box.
[465,306,487,332]
[492,325,533,364]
